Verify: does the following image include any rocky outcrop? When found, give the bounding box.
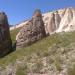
[0,12,12,57]
[47,11,61,33]
[43,7,75,34]
[56,8,73,32]
[47,13,55,33]
[10,7,75,34]
[16,9,46,48]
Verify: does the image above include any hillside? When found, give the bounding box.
[0,27,75,75]
[0,7,75,75]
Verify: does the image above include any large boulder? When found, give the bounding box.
[0,12,12,57]
[16,9,46,48]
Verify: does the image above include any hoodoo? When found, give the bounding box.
[16,9,46,48]
[0,12,12,57]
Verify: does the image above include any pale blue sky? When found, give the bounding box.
[0,0,75,25]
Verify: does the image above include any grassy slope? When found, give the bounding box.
[10,27,22,43]
[0,27,75,67]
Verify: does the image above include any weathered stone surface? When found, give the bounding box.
[47,13,56,33]
[43,7,75,33]
[16,9,46,48]
[11,7,75,34]
[0,12,12,57]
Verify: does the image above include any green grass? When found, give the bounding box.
[16,64,28,75]
[31,60,43,73]
[10,27,22,43]
[0,27,75,68]
[54,55,61,72]
[68,64,75,75]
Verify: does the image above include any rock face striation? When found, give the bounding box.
[43,7,75,34]
[16,9,46,48]
[0,12,12,57]
[11,7,75,34]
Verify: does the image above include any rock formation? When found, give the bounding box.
[43,7,75,34]
[0,12,12,57]
[16,9,46,48]
[10,7,75,34]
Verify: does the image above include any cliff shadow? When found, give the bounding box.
[0,42,16,58]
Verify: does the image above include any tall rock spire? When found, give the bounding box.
[0,12,12,57]
[16,9,46,48]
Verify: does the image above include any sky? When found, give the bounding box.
[0,0,75,25]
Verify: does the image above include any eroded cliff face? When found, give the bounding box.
[10,7,75,34]
[43,7,75,34]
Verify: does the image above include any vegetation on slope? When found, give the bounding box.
[0,29,75,66]
[0,28,75,74]
[10,27,22,43]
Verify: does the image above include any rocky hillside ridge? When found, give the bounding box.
[42,7,75,33]
[10,7,75,34]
